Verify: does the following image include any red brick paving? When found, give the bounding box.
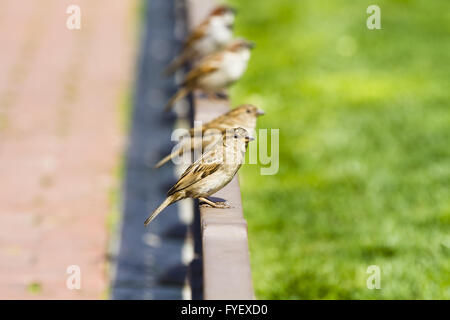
[0,0,137,299]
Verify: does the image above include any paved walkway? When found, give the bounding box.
[111,0,191,300]
[0,0,137,299]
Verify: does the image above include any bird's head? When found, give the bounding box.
[226,104,264,132]
[223,127,254,146]
[210,5,237,16]
[232,104,265,118]
[227,38,255,53]
[219,127,254,163]
[210,5,236,28]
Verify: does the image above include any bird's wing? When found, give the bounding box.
[183,53,222,86]
[203,112,238,132]
[189,122,226,136]
[183,20,208,50]
[167,147,223,196]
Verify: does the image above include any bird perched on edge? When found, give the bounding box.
[155,104,264,168]
[164,5,236,75]
[165,38,254,111]
[144,127,254,226]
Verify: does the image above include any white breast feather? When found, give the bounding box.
[223,50,250,80]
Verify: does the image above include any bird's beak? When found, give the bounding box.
[245,136,255,142]
[256,109,265,116]
[247,41,256,49]
[230,7,238,14]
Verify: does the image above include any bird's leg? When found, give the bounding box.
[198,197,216,207]
[199,92,217,100]
[215,91,229,99]
[198,197,231,209]
[199,92,228,101]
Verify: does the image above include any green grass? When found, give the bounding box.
[227,0,450,299]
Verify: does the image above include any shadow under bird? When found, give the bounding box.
[155,104,264,168]
[145,127,254,226]
[165,38,255,111]
[164,5,236,75]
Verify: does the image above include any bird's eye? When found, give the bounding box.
[246,109,251,113]
[234,134,238,139]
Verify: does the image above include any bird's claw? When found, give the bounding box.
[215,92,229,99]
[213,201,231,208]
[200,201,231,209]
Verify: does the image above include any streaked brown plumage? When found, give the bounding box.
[155,104,264,168]
[145,127,253,226]
[164,5,236,75]
[165,38,254,111]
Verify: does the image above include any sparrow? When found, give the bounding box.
[164,5,236,75]
[155,104,264,168]
[165,38,255,111]
[144,127,254,226]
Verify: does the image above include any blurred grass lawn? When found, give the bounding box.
[227,0,450,299]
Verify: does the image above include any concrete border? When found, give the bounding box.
[186,0,254,300]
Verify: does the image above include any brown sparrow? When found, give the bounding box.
[165,38,255,111]
[155,104,264,168]
[164,5,236,75]
[144,127,254,226]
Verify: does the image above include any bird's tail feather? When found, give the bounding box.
[154,147,184,169]
[165,87,190,112]
[144,196,176,226]
[163,52,190,76]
